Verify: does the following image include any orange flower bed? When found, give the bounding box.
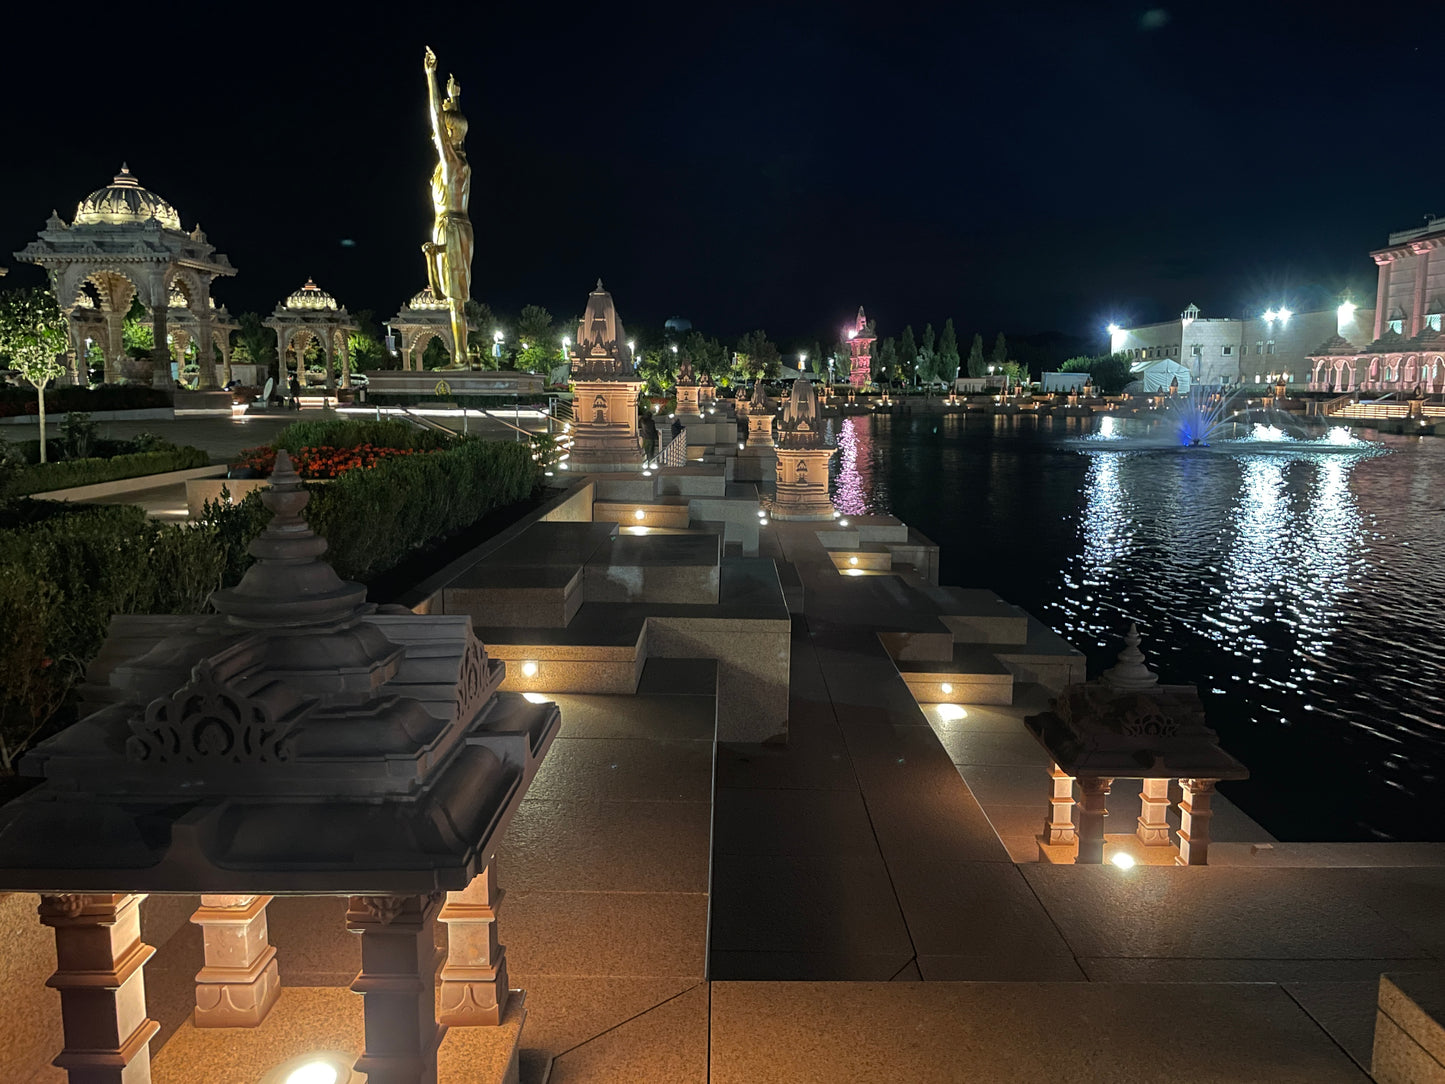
[232,444,429,480]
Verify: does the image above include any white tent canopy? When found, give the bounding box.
[1127,357,1193,393]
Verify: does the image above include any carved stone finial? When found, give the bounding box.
[1102,623,1159,691]
[209,449,367,629]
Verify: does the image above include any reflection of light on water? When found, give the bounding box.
[1251,424,1287,442]
[1080,454,1132,572]
[1098,416,1119,439]
[831,417,873,515]
[1324,427,1359,446]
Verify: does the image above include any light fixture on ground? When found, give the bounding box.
[521,660,538,677]
[849,556,858,566]
[940,682,953,694]
[634,509,645,520]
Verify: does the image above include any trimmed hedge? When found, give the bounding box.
[0,505,225,770]
[11,446,210,497]
[208,438,538,581]
[0,384,172,418]
[268,417,453,453]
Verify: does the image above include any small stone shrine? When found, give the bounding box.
[0,451,559,1084]
[1024,624,1247,866]
[742,378,774,447]
[389,284,477,370]
[675,357,701,417]
[772,377,836,521]
[265,278,358,393]
[567,279,645,471]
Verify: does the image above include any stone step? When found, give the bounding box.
[593,496,693,529]
[584,533,721,605]
[893,644,1016,705]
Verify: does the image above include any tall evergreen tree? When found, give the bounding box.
[918,323,937,387]
[898,325,917,386]
[938,319,960,383]
[810,342,825,376]
[967,332,986,377]
[991,332,1008,372]
[876,337,898,383]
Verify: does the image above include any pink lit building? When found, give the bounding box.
[846,306,875,388]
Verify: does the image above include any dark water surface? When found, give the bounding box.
[829,412,1445,842]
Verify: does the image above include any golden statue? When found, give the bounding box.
[422,46,473,368]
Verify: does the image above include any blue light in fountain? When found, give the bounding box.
[1169,387,1233,447]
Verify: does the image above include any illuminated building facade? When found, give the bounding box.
[845,306,875,388]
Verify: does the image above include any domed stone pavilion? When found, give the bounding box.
[15,166,236,388]
[265,278,358,392]
[388,285,478,370]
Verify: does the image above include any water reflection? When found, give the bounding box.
[831,416,881,515]
[868,413,1443,841]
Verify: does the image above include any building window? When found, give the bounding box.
[1191,345,1201,356]
[1266,342,1275,355]
[1389,319,1404,334]
[1428,314,1442,332]
[1222,346,1233,356]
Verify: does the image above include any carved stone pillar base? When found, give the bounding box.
[190,895,280,1027]
[1177,778,1218,866]
[347,893,444,1084]
[1044,763,1078,845]
[1138,777,1173,846]
[1076,776,1112,864]
[39,893,160,1084]
[438,862,510,1027]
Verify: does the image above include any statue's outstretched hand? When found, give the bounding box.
[424,46,438,72]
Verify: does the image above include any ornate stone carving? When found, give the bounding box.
[128,661,299,765]
[356,895,409,926]
[38,893,88,919]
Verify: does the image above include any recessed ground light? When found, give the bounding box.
[634,509,646,520]
[849,556,858,566]
[759,518,768,525]
[839,519,849,526]
[521,661,538,678]
[642,469,652,476]
[1111,852,1136,870]
[739,442,745,449]
[285,1062,339,1084]
[941,682,953,694]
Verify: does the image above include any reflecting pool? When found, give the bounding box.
[833,412,1444,841]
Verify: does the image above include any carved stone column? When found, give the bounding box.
[38,893,160,1084]
[1374,256,1392,341]
[190,895,280,1027]
[220,336,233,387]
[438,861,510,1026]
[347,893,443,1084]
[1411,245,1431,337]
[1176,778,1217,866]
[323,335,336,394]
[1137,777,1173,846]
[1076,775,1112,864]
[1044,763,1077,845]
[103,310,124,384]
[194,311,217,390]
[150,285,172,391]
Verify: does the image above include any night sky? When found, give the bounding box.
[2,1,1436,348]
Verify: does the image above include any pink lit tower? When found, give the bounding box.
[846,306,876,388]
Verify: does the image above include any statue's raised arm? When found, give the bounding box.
[424,46,444,158]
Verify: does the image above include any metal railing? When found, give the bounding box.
[658,430,688,467]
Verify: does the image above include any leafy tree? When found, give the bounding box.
[991,332,1008,373]
[734,329,781,380]
[916,323,937,388]
[875,337,898,384]
[937,319,960,384]
[967,332,986,378]
[898,325,917,387]
[0,288,68,462]
[809,342,825,376]
[236,312,278,380]
[515,304,558,373]
[1060,353,1132,394]
[681,330,728,381]
[347,309,389,371]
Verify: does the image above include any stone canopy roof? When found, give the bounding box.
[0,452,558,895]
[1024,626,1247,780]
[570,279,636,379]
[74,166,181,230]
[776,378,828,449]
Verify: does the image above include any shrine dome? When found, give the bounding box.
[73,166,181,230]
[407,285,448,311]
[284,278,340,311]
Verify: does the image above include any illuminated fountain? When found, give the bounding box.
[1088,387,1378,453]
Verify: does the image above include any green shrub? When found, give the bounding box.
[10,447,210,496]
[269,417,453,453]
[0,506,223,769]
[305,438,537,580]
[0,383,171,419]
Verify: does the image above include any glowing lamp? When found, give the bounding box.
[940,682,953,695]
[521,661,538,678]
[849,556,859,566]
[634,509,645,520]
[1278,308,1292,323]
[1106,323,1121,336]
[1263,309,1278,323]
[285,1063,339,1084]
[1337,300,1357,323]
